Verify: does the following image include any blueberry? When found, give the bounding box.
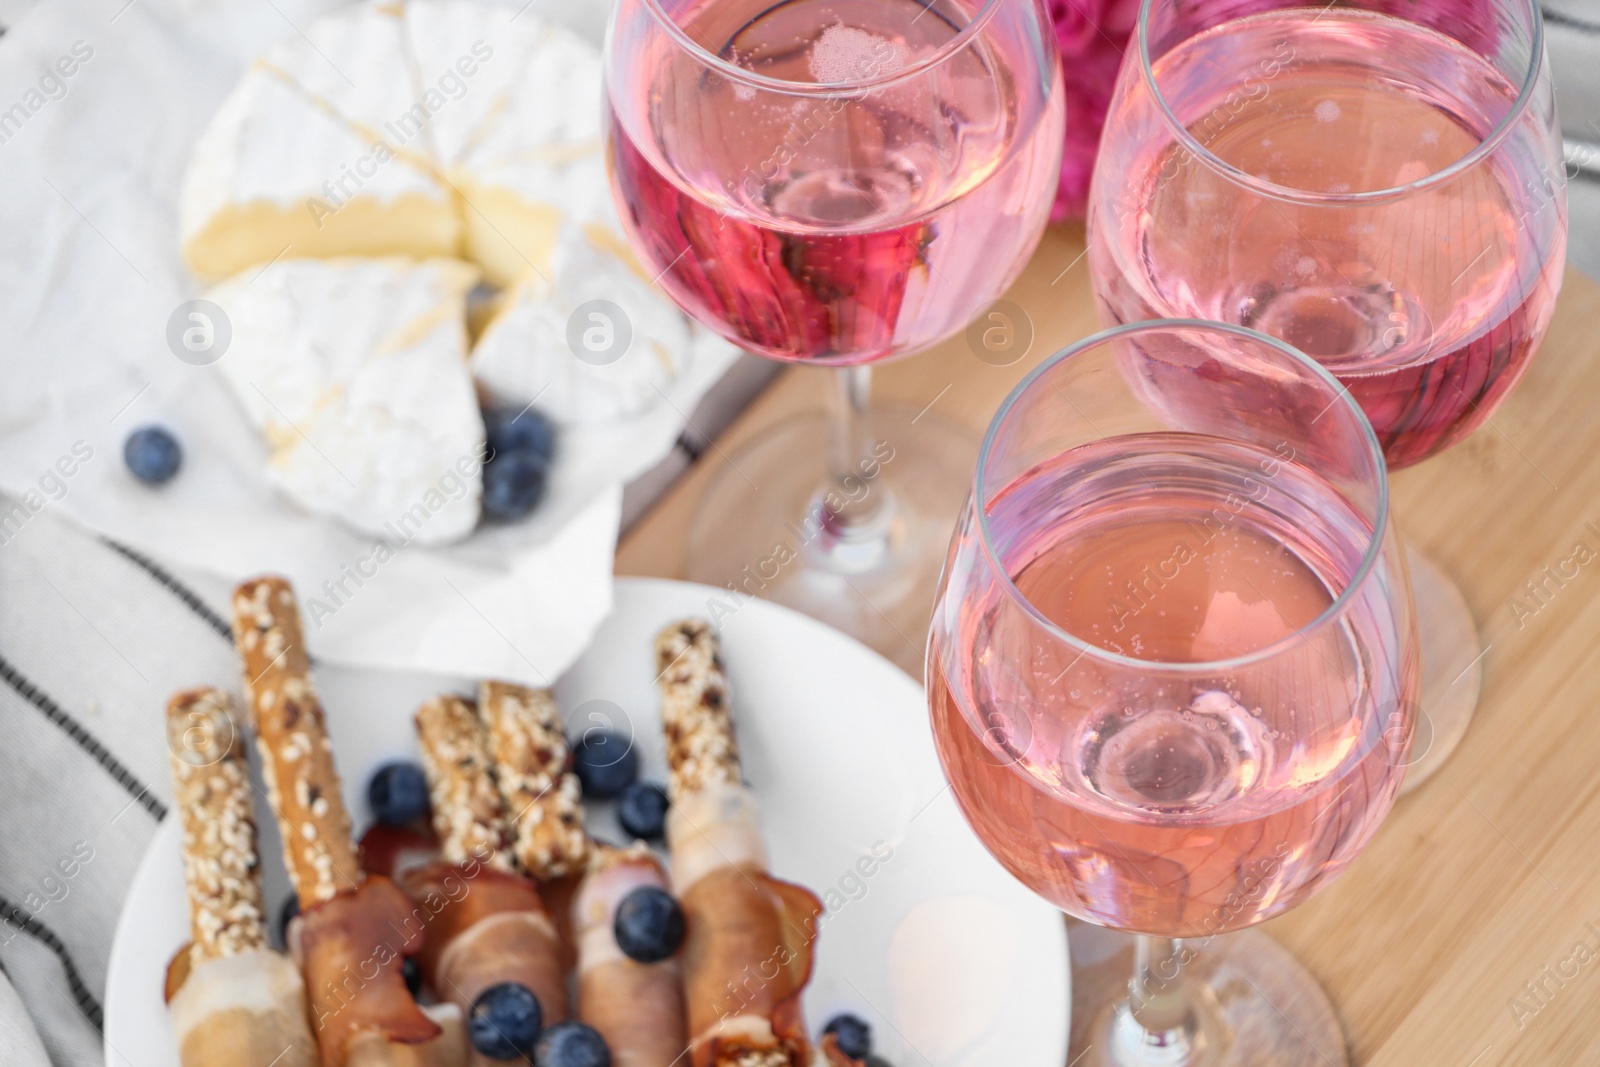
[482,449,549,522]
[485,406,556,464]
[535,1021,611,1067]
[823,1014,873,1061]
[571,729,637,799]
[401,956,422,996]
[276,893,299,949]
[124,425,182,485]
[613,886,685,963]
[368,762,430,826]
[469,982,543,1060]
[617,781,670,841]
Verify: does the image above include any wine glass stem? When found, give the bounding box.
[1111,935,1204,1065]
[827,365,874,485]
[813,366,896,561]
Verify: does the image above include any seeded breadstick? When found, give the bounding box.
[166,688,266,962]
[654,619,822,1067]
[479,680,588,880]
[414,693,513,870]
[654,619,740,799]
[231,576,360,905]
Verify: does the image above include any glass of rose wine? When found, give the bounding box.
[1087,0,1566,788]
[603,0,1065,671]
[929,321,1420,1066]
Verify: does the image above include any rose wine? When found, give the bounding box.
[1090,9,1566,468]
[606,0,1065,364]
[929,434,1418,935]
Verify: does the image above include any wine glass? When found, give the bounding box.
[928,321,1419,1066]
[603,0,1065,672]
[1087,0,1567,787]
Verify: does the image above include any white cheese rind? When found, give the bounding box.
[179,66,457,281]
[181,1,619,288]
[447,17,612,284]
[471,229,695,425]
[209,257,486,545]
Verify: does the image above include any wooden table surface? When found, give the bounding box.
[617,225,1600,1065]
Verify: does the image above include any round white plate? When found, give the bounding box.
[104,577,1068,1066]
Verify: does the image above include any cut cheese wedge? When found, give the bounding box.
[400,0,545,165]
[208,257,486,545]
[443,12,612,286]
[472,228,695,425]
[180,67,459,282]
[260,1,420,145]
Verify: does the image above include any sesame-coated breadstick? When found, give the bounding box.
[230,576,360,905]
[654,619,740,799]
[232,577,447,1065]
[479,680,588,880]
[414,693,513,870]
[166,687,266,962]
[653,619,822,1067]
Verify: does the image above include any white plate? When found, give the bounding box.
[104,578,1069,1067]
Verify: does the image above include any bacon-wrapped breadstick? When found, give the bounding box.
[572,843,689,1067]
[399,693,570,1057]
[232,577,456,1067]
[477,681,588,881]
[164,687,319,1067]
[655,620,823,1067]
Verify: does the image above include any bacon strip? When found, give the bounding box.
[167,949,320,1067]
[573,845,689,1067]
[654,620,822,1067]
[397,857,570,1032]
[299,876,443,1062]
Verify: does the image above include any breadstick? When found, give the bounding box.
[166,688,266,961]
[654,620,740,798]
[478,681,588,881]
[653,619,822,1067]
[406,692,571,1042]
[231,577,445,1066]
[415,694,512,870]
[164,686,319,1067]
[231,576,360,905]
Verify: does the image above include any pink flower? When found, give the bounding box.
[1046,0,1140,223]
[1046,0,1497,222]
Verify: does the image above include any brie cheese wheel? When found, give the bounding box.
[209,257,486,544]
[180,66,459,282]
[472,230,694,425]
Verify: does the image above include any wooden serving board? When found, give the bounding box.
[618,225,1600,1065]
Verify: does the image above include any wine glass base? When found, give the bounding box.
[685,406,977,676]
[1397,543,1482,795]
[1067,921,1348,1067]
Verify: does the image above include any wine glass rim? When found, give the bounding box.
[1134,0,1549,205]
[633,0,1012,95]
[973,318,1393,675]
